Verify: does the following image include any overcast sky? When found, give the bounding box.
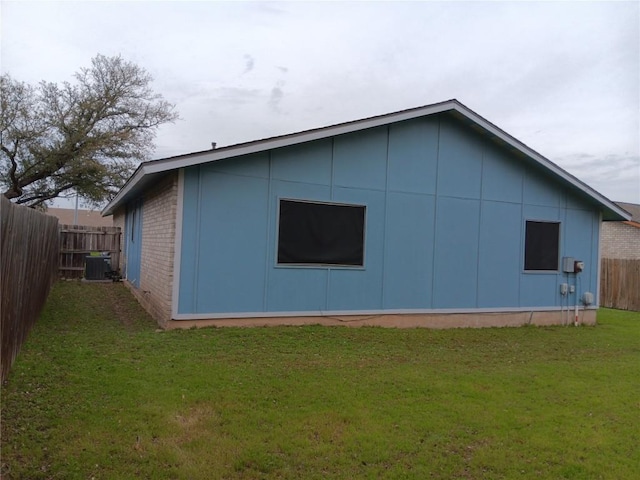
[2,0,639,206]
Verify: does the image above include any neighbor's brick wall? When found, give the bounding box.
[112,208,126,273]
[138,171,179,327]
[601,222,640,259]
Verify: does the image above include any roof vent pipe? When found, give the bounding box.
[211,142,217,149]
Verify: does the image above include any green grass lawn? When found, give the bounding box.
[1,282,639,479]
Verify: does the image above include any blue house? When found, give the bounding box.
[103,100,630,328]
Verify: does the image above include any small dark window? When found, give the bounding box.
[277,199,365,267]
[524,221,560,271]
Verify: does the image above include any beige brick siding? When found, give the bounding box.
[601,222,640,259]
[128,171,179,327]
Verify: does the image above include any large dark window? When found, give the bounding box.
[277,199,365,266]
[524,221,560,271]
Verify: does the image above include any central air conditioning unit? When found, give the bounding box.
[85,255,111,281]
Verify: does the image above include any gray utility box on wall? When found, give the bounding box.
[85,256,111,281]
[562,257,575,273]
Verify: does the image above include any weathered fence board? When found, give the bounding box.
[600,258,640,311]
[59,224,121,279]
[1,196,59,382]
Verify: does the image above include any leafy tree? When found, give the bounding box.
[0,54,178,207]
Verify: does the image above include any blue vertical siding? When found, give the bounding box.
[437,116,483,199]
[524,168,563,208]
[125,199,143,288]
[333,127,388,191]
[177,114,601,315]
[481,143,523,203]
[520,273,558,307]
[387,118,439,195]
[477,201,521,307]
[192,168,269,313]
[271,140,332,185]
[383,192,435,309]
[433,197,480,308]
[564,207,599,298]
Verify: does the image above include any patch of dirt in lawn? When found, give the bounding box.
[170,404,222,446]
[89,283,155,331]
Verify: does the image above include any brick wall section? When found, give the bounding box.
[137,171,179,327]
[601,222,640,259]
[112,208,126,273]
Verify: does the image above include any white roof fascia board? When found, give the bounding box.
[102,165,146,216]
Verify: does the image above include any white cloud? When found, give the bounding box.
[2,0,638,203]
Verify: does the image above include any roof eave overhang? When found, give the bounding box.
[102,99,631,222]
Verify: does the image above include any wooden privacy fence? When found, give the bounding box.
[600,258,640,311]
[1,196,60,382]
[59,224,121,279]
